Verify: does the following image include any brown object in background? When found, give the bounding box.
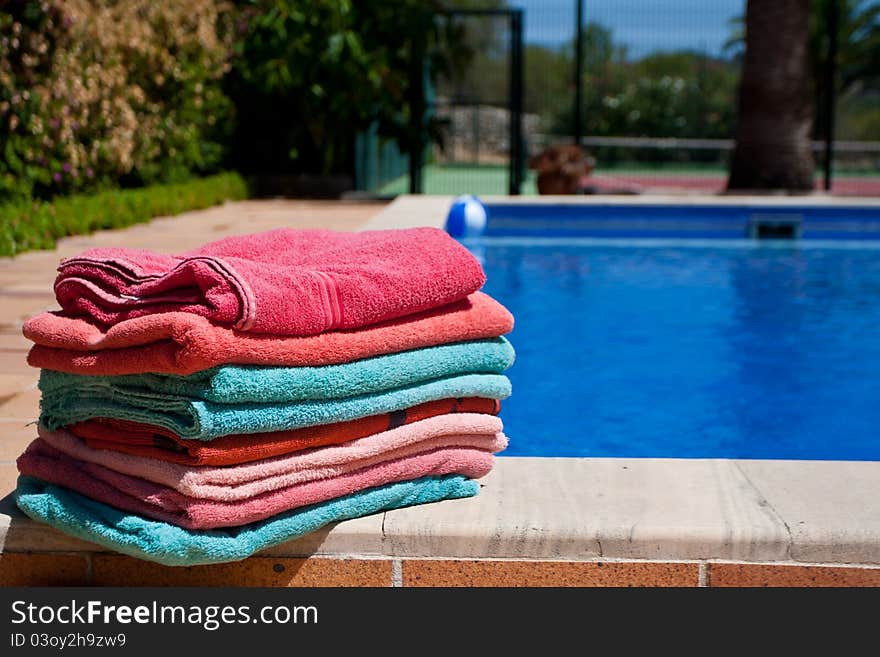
[528,144,595,195]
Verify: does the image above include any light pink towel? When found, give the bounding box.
[18,440,494,530]
[38,414,506,501]
[53,227,485,335]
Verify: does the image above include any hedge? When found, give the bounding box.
[0,172,248,257]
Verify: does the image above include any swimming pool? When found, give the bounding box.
[471,237,880,461]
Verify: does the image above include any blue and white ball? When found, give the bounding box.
[445,195,488,238]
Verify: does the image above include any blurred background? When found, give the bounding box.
[1,0,878,206]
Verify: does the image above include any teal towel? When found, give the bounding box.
[38,338,515,404]
[15,474,478,566]
[40,373,512,439]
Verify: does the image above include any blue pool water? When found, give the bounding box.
[472,239,880,460]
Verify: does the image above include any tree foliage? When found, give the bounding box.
[225,0,469,176]
[443,16,739,152]
[729,0,880,140]
[0,0,232,202]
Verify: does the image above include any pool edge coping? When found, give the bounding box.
[2,456,879,565]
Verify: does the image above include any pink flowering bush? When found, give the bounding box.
[0,0,233,201]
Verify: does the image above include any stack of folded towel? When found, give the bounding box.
[15,227,514,566]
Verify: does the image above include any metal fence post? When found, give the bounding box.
[574,0,584,147]
[823,0,839,192]
[509,9,524,196]
[409,32,426,194]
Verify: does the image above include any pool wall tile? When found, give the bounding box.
[477,197,880,240]
[402,559,699,587]
[91,556,393,587]
[0,553,89,586]
[708,563,880,587]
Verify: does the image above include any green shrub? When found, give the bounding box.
[0,1,233,203]
[0,172,247,257]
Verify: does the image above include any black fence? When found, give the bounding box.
[354,0,880,197]
[354,8,525,196]
[429,8,524,196]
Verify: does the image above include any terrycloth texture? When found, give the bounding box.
[39,338,514,404]
[18,439,494,529]
[40,414,505,500]
[25,292,513,376]
[15,474,478,566]
[40,373,512,439]
[53,227,485,335]
[69,398,501,466]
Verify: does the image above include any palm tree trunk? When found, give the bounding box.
[727,0,815,191]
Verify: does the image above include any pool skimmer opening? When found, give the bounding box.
[748,213,803,240]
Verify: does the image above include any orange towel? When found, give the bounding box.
[25,292,513,376]
[67,397,501,466]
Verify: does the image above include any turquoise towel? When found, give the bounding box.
[15,474,478,566]
[39,337,514,403]
[40,373,512,439]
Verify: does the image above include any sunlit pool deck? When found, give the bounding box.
[1,195,879,587]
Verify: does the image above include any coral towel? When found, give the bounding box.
[52,227,485,335]
[25,292,512,376]
[38,337,514,404]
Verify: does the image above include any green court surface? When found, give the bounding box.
[379,165,538,196]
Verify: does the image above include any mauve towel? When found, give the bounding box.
[25,292,512,376]
[39,372,512,439]
[39,337,514,404]
[15,474,478,566]
[18,439,495,529]
[39,414,505,500]
[53,227,485,335]
[70,398,501,466]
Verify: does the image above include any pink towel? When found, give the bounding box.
[38,414,506,500]
[18,439,495,530]
[53,227,485,335]
[25,292,512,376]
